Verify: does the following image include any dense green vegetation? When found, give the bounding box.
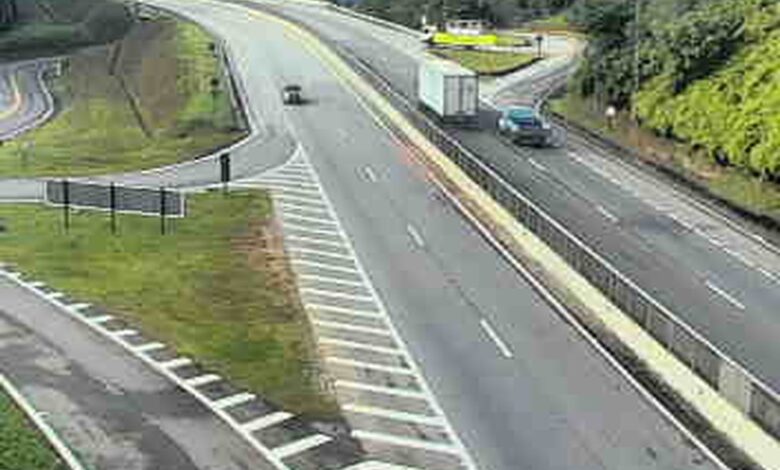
[0,389,65,470]
[0,192,336,417]
[568,0,780,178]
[0,0,131,56]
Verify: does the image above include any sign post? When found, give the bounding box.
[220,153,231,193]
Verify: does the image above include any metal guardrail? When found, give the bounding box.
[334,42,780,441]
[45,181,185,218]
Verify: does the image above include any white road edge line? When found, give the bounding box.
[479,318,514,358]
[705,280,746,311]
[0,374,86,470]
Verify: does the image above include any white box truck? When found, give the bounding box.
[418,58,478,123]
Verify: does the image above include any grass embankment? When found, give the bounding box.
[431,48,537,75]
[0,17,244,178]
[0,192,335,417]
[0,390,65,470]
[0,0,131,58]
[550,94,780,222]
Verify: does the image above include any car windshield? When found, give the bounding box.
[507,108,541,128]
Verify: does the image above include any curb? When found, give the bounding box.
[0,373,86,470]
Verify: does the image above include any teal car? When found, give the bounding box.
[497,106,552,147]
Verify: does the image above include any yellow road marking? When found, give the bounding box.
[191,1,780,467]
[0,72,23,121]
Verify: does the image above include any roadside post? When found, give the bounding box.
[535,34,544,59]
[62,179,70,233]
[159,187,166,235]
[220,153,231,193]
[109,182,117,235]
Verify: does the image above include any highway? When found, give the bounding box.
[257,0,780,397]
[142,0,723,468]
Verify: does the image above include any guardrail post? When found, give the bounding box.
[159,187,166,236]
[62,179,70,233]
[110,182,117,235]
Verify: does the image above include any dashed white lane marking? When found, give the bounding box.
[527,158,547,172]
[89,315,113,324]
[327,357,415,376]
[305,303,382,319]
[313,320,392,336]
[133,342,165,353]
[159,357,193,369]
[242,411,294,433]
[364,166,378,183]
[271,434,332,460]
[213,392,256,410]
[185,374,222,387]
[318,337,402,356]
[479,318,514,359]
[343,404,442,426]
[406,224,425,248]
[758,267,778,282]
[595,205,619,224]
[352,430,459,454]
[299,273,365,287]
[705,281,746,311]
[335,380,426,399]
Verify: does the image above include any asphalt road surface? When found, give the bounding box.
[0,60,55,141]
[143,1,723,468]
[259,0,780,398]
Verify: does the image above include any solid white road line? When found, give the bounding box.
[213,392,256,410]
[758,267,778,281]
[159,357,193,369]
[133,342,165,353]
[352,430,459,455]
[343,460,425,470]
[185,374,222,387]
[317,337,402,356]
[271,434,331,460]
[292,259,361,274]
[283,223,342,237]
[287,234,346,250]
[299,273,365,288]
[595,205,619,224]
[406,224,425,248]
[343,404,442,426]
[479,318,514,359]
[305,303,382,318]
[68,303,91,311]
[327,357,415,375]
[527,158,547,172]
[278,203,331,218]
[275,194,326,208]
[281,213,338,226]
[242,411,294,433]
[88,315,114,324]
[302,288,373,302]
[111,329,138,338]
[364,166,378,183]
[290,247,353,261]
[46,292,65,299]
[29,281,45,288]
[335,380,426,399]
[705,280,746,311]
[313,320,391,336]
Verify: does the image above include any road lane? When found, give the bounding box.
[263,1,780,395]
[154,1,724,468]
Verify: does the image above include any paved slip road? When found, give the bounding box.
[0,60,55,141]
[256,0,780,397]
[0,276,274,470]
[144,0,722,468]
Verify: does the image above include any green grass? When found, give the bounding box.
[494,33,532,47]
[0,191,336,417]
[0,390,65,470]
[430,48,537,75]
[0,17,244,178]
[550,93,780,222]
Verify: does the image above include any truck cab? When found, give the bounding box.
[498,106,551,147]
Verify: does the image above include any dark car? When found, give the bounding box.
[282,84,303,105]
[497,106,552,147]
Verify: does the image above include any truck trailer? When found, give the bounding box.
[417,58,479,124]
